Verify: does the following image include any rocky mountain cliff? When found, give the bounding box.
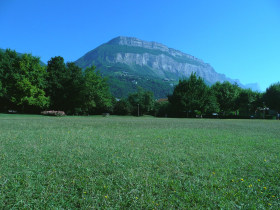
[75,36,261,91]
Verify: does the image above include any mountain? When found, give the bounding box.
[74,36,261,96]
[0,48,46,67]
[245,83,262,92]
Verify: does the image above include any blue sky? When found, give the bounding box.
[1,0,280,91]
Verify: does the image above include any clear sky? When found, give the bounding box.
[1,0,280,91]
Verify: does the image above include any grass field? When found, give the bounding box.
[0,114,279,209]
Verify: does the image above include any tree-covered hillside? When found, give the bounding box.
[108,75,174,99]
[74,43,212,98]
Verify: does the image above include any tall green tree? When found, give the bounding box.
[46,58,113,114]
[114,98,133,115]
[0,49,18,109]
[204,88,220,113]
[46,57,85,114]
[168,72,209,114]
[65,62,84,114]
[46,56,69,111]
[82,66,112,114]
[154,100,173,117]
[211,81,241,114]
[128,86,155,115]
[263,82,280,111]
[235,88,262,111]
[0,49,49,112]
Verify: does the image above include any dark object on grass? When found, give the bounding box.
[41,110,66,116]
[8,110,17,114]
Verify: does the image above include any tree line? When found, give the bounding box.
[116,73,280,118]
[0,49,112,115]
[166,73,279,118]
[0,49,279,117]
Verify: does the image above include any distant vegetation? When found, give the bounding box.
[108,75,174,99]
[75,50,177,99]
[1,48,279,117]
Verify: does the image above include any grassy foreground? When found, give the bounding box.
[0,114,279,209]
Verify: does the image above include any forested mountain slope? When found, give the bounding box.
[75,36,261,97]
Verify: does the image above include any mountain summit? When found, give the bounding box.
[75,36,261,92]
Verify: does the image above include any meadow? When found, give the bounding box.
[0,114,279,209]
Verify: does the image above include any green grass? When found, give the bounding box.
[0,114,279,209]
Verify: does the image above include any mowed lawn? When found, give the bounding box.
[0,114,279,209]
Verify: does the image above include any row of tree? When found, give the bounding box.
[0,49,279,117]
[117,73,280,117]
[0,49,112,115]
[167,73,265,117]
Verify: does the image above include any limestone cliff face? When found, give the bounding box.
[75,36,260,91]
[106,36,243,86]
[108,36,203,63]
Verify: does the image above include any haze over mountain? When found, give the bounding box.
[75,36,261,92]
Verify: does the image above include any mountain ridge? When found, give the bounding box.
[75,36,261,92]
[107,36,204,63]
